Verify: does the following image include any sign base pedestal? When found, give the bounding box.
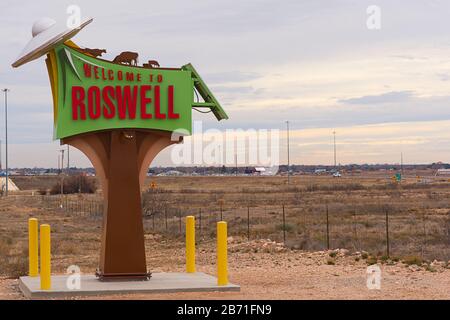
[19,273,240,299]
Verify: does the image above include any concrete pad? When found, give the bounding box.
[19,272,240,299]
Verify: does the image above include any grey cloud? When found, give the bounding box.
[389,55,429,61]
[211,86,255,94]
[437,73,450,82]
[204,71,263,84]
[339,91,414,105]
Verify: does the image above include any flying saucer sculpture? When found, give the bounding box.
[12,17,227,280]
[12,17,93,68]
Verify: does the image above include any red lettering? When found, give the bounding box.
[126,72,134,82]
[94,66,99,79]
[137,73,142,82]
[140,85,152,119]
[87,86,101,119]
[118,71,123,81]
[72,86,86,120]
[108,70,114,81]
[168,85,179,119]
[102,86,116,119]
[154,85,165,119]
[83,64,92,78]
[157,74,163,83]
[116,86,137,119]
[149,74,154,82]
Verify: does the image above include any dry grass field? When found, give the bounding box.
[0,172,449,299]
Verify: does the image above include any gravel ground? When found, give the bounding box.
[1,240,449,300]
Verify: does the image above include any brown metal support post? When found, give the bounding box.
[63,129,177,281]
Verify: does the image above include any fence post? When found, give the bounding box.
[152,212,155,230]
[421,212,427,258]
[199,208,202,236]
[247,206,250,241]
[165,208,168,232]
[282,204,286,244]
[326,205,330,250]
[385,207,390,257]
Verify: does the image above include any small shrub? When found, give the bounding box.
[50,174,97,195]
[425,265,437,273]
[361,252,369,259]
[0,255,28,279]
[275,223,295,232]
[7,257,28,278]
[366,256,378,265]
[402,255,423,266]
[326,258,335,265]
[329,251,337,258]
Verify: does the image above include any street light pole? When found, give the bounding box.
[60,149,65,208]
[286,120,290,184]
[3,89,9,196]
[333,130,337,169]
[67,145,70,172]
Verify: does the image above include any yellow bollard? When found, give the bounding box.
[40,224,51,290]
[186,216,196,273]
[217,221,228,286]
[28,218,39,277]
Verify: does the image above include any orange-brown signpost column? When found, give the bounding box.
[63,129,178,280]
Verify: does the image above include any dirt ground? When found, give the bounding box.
[1,242,449,300]
[0,174,449,300]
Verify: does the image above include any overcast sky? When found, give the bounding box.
[1,0,450,167]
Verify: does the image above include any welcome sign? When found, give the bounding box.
[48,44,194,139]
[13,16,228,281]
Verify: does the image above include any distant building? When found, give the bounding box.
[255,167,266,175]
[435,169,450,176]
[157,170,183,176]
[0,177,20,191]
[243,167,276,176]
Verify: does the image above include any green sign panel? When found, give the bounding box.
[52,44,193,139]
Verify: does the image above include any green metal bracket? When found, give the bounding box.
[182,63,229,121]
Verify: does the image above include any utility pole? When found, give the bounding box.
[3,89,9,196]
[234,152,238,176]
[67,145,70,172]
[60,149,65,207]
[400,152,403,175]
[60,149,65,174]
[286,120,290,184]
[333,131,337,169]
[0,140,2,171]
